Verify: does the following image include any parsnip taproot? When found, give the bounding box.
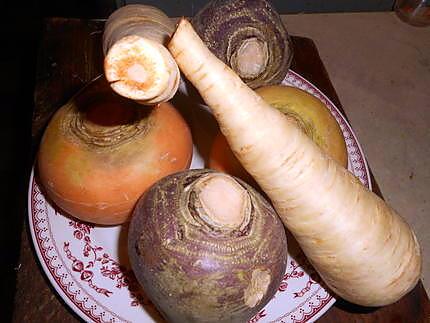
[103,5,180,105]
[168,19,422,307]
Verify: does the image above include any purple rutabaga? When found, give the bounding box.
[128,169,287,323]
[192,0,293,89]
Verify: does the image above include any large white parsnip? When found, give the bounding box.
[168,18,422,307]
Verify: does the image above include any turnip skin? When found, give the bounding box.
[191,0,293,89]
[37,77,193,225]
[208,85,348,185]
[128,169,288,323]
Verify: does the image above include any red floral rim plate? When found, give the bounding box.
[28,70,371,323]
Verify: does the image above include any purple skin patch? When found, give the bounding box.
[128,169,288,323]
[191,0,292,89]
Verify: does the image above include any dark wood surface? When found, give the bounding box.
[122,1,395,16]
[13,17,430,322]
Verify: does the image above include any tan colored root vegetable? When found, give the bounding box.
[37,77,193,225]
[191,0,293,89]
[168,19,422,307]
[255,85,348,168]
[103,5,180,105]
[128,169,287,323]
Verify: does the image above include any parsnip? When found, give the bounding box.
[168,19,422,307]
[103,5,180,105]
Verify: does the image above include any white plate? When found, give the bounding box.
[28,70,371,323]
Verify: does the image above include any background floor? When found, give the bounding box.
[282,12,430,296]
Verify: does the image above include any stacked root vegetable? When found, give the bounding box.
[37,1,422,323]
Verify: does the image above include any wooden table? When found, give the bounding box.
[13,17,430,322]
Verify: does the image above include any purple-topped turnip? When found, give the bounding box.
[128,169,287,322]
[192,0,293,89]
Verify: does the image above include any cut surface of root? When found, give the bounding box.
[195,174,251,230]
[105,35,179,104]
[230,38,268,80]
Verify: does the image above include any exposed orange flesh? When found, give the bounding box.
[208,132,255,186]
[110,54,156,92]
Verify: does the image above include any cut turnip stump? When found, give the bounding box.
[103,5,180,105]
[192,0,293,89]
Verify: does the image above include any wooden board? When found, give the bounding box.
[122,0,395,16]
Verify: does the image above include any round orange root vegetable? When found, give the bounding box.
[37,77,193,225]
[208,85,348,183]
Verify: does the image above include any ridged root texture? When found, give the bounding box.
[191,0,293,89]
[66,106,148,148]
[62,78,149,150]
[129,169,288,322]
